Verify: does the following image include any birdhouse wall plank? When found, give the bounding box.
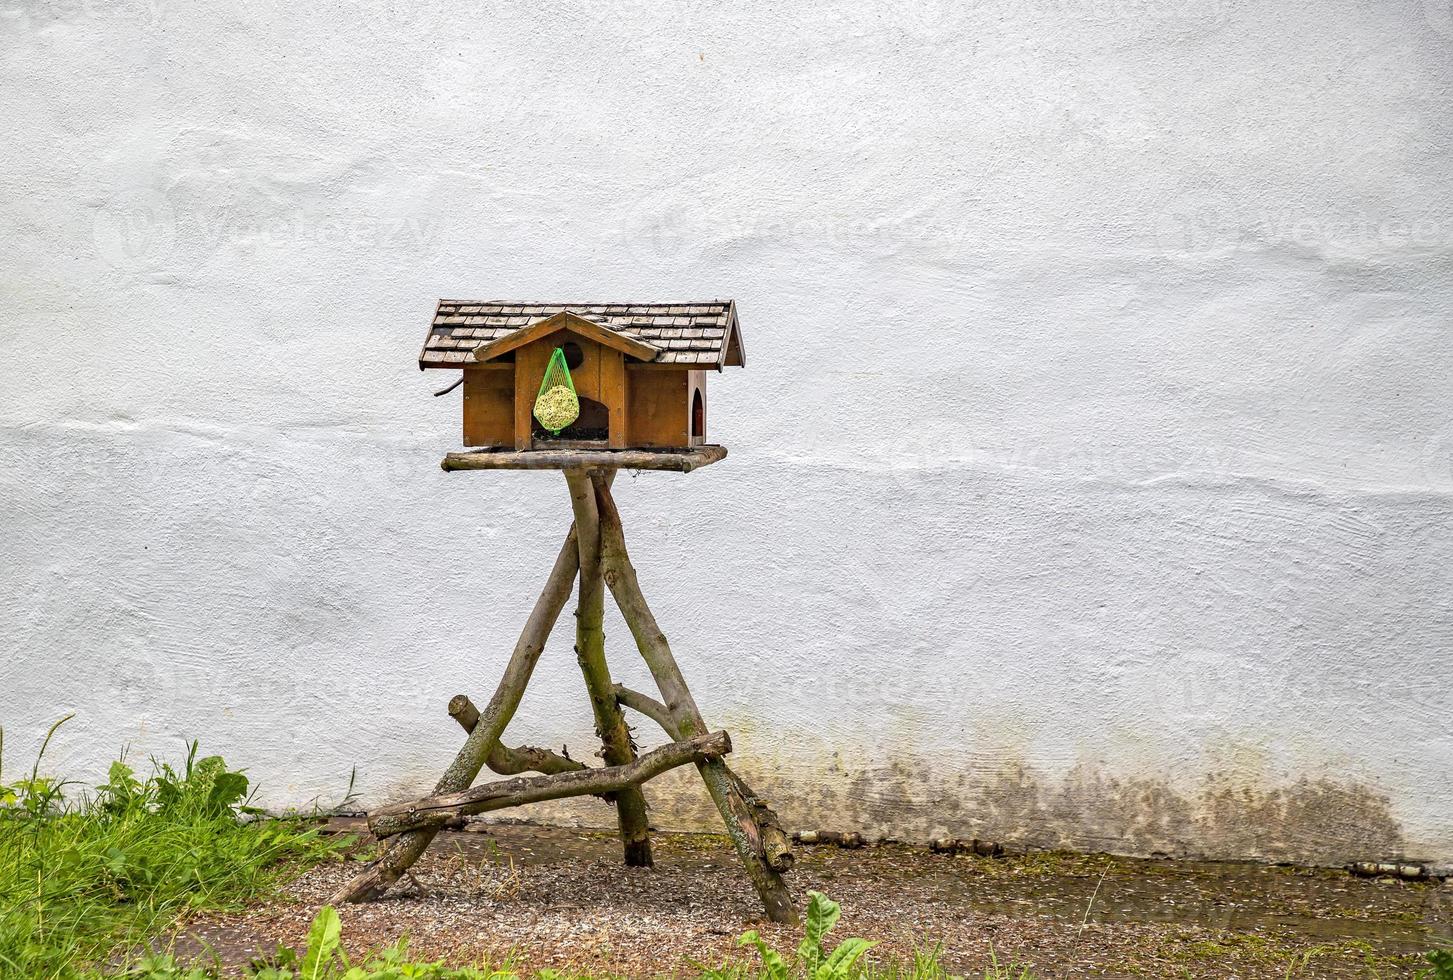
[625,369,690,448]
[601,350,628,449]
[514,343,547,449]
[461,366,515,448]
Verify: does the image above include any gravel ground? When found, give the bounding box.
[175,822,1450,978]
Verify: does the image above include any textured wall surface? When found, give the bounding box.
[2,0,1451,871]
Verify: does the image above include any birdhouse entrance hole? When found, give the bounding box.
[691,388,705,442]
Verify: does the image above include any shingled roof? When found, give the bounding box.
[420,301,744,370]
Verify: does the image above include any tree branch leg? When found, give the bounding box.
[330,526,581,904]
[565,469,653,867]
[594,476,797,923]
[614,684,794,873]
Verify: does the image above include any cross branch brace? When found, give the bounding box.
[368,730,731,838]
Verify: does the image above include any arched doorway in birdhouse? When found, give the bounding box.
[691,388,705,446]
[533,394,610,444]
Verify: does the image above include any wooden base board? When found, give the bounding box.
[441,445,727,473]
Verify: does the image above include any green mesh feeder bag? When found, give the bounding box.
[533,346,580,435]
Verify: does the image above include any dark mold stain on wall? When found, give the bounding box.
[517,755,1414,869]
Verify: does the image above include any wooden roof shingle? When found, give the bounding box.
[419,301,744,370]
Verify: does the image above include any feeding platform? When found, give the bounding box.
[441,445,727,473]
[334,300,797,924]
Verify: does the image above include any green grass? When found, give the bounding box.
[0,717,348,978]
[4,719,1450,980]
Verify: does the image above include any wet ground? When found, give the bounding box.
[176,821,1451,977]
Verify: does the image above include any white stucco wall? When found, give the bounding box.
[2,0,1451,870]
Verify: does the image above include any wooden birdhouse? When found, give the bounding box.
[420,302,745,451]
[342,298,795,924]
